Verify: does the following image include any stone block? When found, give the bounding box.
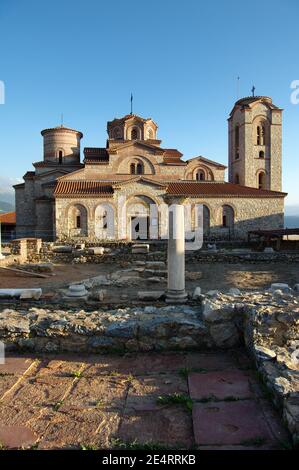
[52,246,72,253]
[88,289,106,301]
[254,345,276,361]
[202,299,235,323]
[189,370,253,400]
[192,401,276,446]
[270,283,291,293]
[131,244,150,254]
[87,247,105,255]
[137,291,164,301]
[67,284,88,297]
[0,288,42,300]
[192,287,202,300]
[228,287,241,296]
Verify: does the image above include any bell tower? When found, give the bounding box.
[228,95,283,191]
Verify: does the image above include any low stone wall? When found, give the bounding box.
[25,247,299,265]
[0,303,243,354]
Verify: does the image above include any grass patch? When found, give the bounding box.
[81,444,98,450]
[95,398,106,408]
[222,396,241,402]
[157,393,193,411]
[109,371,122,377]
[178,368,191,379]
[111,438,182,450]
[125,374,134,383]
[197,394,241,403]
[53,400,64,411]
[70,370,83,378]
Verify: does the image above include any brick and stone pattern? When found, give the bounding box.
[55,188,284,241]
[228,96,282,191]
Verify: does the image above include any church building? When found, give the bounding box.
[14,96,287,241]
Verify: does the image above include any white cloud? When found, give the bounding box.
[0,175,22,194]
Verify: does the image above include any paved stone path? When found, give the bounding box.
[0,350,291,450]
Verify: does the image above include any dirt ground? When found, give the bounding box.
[0,261,298,294]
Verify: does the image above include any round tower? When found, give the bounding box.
[41,125,83,165]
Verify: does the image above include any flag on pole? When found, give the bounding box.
[130,93,133,114]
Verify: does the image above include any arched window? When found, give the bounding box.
[235,125,240,159]
[258,171,266,189]
[147,128,153,139]
[131,128,138,140]
[113,127,122,139]
[259,150,265,159]
[257,123,267,145]
[257,126,261,145]
[222,205,234,228]
[130,163,136,175]
[68,204,88,237]
[58,150,63,164]
[261,126,266,145]
[136,162,144,175]
[196,170,205,181]
[235,173,240,184]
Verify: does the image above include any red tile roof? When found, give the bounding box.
[83,148,109,163]
[54,181,114,197]
[186,156,227,168]
[53,179,287,198]
[0,211,16,224]
[166,182,287,198]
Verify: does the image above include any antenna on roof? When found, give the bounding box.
[251,85,256,97]
[130,93,133,115]
[237,76,240,99]
[61,113,64,127]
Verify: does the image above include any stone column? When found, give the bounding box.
[0,222,4,260]
[166,204,187,303]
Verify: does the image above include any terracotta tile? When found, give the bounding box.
[60,376,128,411]
[0,425,38,449]
[185,353,237,371]
[86,353,186,376]
[0,375,20,399]
[118,408,193,448]
[125,374,188,413]
[189,370,253,400]
[2,376,74,407]
[0,356,36,375]
[192,400,277,446]
[39,409,120,449]
[0,404,58,445]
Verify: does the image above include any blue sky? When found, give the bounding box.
[0,0,298,211]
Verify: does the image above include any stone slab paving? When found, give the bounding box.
[0,350,292,450]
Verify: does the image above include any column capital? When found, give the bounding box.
[163,195,187,206]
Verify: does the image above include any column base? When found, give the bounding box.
[165,289,188,304]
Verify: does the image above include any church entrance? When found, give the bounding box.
[130,215,150,240]
[126,195,158,241]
